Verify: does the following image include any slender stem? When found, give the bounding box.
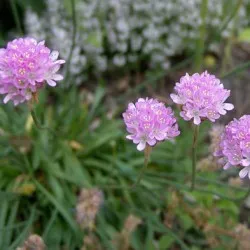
[64,0,77,84]
[132,145,151,188]
[219,0,243,34]
[191,125,200,191]
[221,61,250,79]
[30,109,57,136]
[194,0,208,72]
[221,0,242,75]
[30,109,46,130]
[10,0,23,35]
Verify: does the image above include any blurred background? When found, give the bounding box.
[1,0,250,249]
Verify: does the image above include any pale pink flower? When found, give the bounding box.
[215,115,250,179]
[0,37,65,105]
[171,71,234,125]
[123,98,180,151]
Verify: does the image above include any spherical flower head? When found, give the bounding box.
[170,71,234,125]
[123,98,180,151]
[0,37,65,105]
[215,115,250,179]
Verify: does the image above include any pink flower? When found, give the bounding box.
[123,98,180,151]
[170,71,234,125]
[0,37,65,105]
[215,115,250,179]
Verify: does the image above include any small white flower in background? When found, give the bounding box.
[25,0,250,85]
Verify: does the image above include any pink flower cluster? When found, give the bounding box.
[215,115,250,179]
[123,98,180,151]
[0,37,65,105]
[170,71,234,125]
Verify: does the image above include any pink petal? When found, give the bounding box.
[147,138,156,146]
[53,74,63,81]
[137,141,146,151]
[170,94,184,104]
[47,79,56,87]
[223,162,232,170]
[223,103,234,111]
[55,59,65,64]
[126,135,133,140]
[3,94,12,103]
[38,40,45,45]
[50,51,59,61]
[218,106,226,115]
[239,167,249,179]
[193,116,201,125]
[242,159,250,167]
[51,65,60,73]
[14,100,20,106]
[155,132,166,141]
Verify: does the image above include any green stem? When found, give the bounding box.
[31,109,47,130]
[221,0,242,75]
[221,61,250,79]
[132,145,151,188]
[64,0,77,84]
[10,0,23,35]
[219,0,243,34]
[194,0,208,72]
[191,125,199,191]
[30,109,57,136]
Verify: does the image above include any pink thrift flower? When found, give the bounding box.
[170,71,234,125]
[0,37,65,105]
[215,115,250,179]
[123,98,180,151]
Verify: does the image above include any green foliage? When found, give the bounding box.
[1,0,250,249]
[0,83,247,249]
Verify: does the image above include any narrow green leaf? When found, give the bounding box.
[9,206,36,250]
[33,180,78,234]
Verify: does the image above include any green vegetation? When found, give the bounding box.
[1,0,250,249]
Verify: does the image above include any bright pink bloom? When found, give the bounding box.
[0,37,65,105]
[215,115,250,179]
[123,98,180,151]
[170,71,234,125]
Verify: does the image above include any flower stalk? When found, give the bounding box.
[191,125,199,191]
[133,144,152,188]
[30,109,46,131]
[10,0,23,35]
[29,104,57,136]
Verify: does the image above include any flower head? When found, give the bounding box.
[17,234,46,250]
[170,71,234,125]
[76,188,103,230]
[0,37,65,105]
[123,98,180,151]
[215,115,250,179]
